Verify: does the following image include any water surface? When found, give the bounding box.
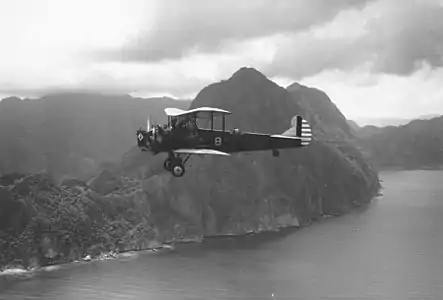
[1,170,442,299]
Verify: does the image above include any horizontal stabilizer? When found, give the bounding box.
[281,115,312,146]
[174,149,230,156]
[270,134,300,140]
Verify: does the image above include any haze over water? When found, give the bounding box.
[1,170,442,300]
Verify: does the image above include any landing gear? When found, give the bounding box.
[163,158,173,171]
[272,149,280,157]
[163,153,191,177]
[171,163,185,177]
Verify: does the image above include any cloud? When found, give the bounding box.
[97,0,373,63]
[0,34,285,98]
[0,61,206,98]
[265,0,443,79]
[2,0,443,122]
[0,0,153,95]
[299,62,443,120]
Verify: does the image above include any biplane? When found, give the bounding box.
[136,106,312,177]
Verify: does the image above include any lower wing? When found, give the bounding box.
[174,149,230,156]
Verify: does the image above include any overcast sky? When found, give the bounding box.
[1,0,442,122]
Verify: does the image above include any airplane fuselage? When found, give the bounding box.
[192,128,304,153]
[136,106,312,177]
[141,127,304,155]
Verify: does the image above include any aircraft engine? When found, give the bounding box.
[143,125,164,152]
[138,116,167,153]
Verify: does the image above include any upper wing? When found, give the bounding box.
[164,108,187,117]
[164,107,231,118]
[173,149,230,156]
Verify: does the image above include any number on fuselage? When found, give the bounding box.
[214,136,222,147]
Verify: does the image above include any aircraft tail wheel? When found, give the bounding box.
[272,149,280,157]
[171,164,185,177]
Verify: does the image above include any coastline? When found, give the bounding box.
[0,198,378,277]
[376,165,443,172]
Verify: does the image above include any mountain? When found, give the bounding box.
[356,125,389,139]
[285,82,355,140]
[347,119,360,129]
[0,67,381,270]
[354,117,412,127]
[357,115,443,169]
[0,93,191,181]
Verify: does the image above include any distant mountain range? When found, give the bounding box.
[1,78,441,177]
[353,115,443,170]
[352,114,441,127]
[0,94,190,181]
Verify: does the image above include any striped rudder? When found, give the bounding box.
[282,115,313,146]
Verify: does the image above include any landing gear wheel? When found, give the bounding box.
[163,158,173,171]
[171,163,185,177]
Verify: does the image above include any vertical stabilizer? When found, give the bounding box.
[281,115,312,146]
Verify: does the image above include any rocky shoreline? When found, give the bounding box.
[0,197,379,275]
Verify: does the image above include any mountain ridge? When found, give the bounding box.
[352,114,442,128]
[356,114,443,169]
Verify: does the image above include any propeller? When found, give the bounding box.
[140,114,167,153]
[137,115,158,152]
[147,116,151,131]
[145,115,159,149]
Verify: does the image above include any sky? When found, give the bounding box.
[0,0,442,124]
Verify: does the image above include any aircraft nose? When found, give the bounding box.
[137,131,144,142]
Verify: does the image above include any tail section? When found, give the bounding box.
[281,115,312,146]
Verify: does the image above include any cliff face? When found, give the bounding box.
[357,116,443,169]
[0,94,190,182]
[0,67,381,270]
